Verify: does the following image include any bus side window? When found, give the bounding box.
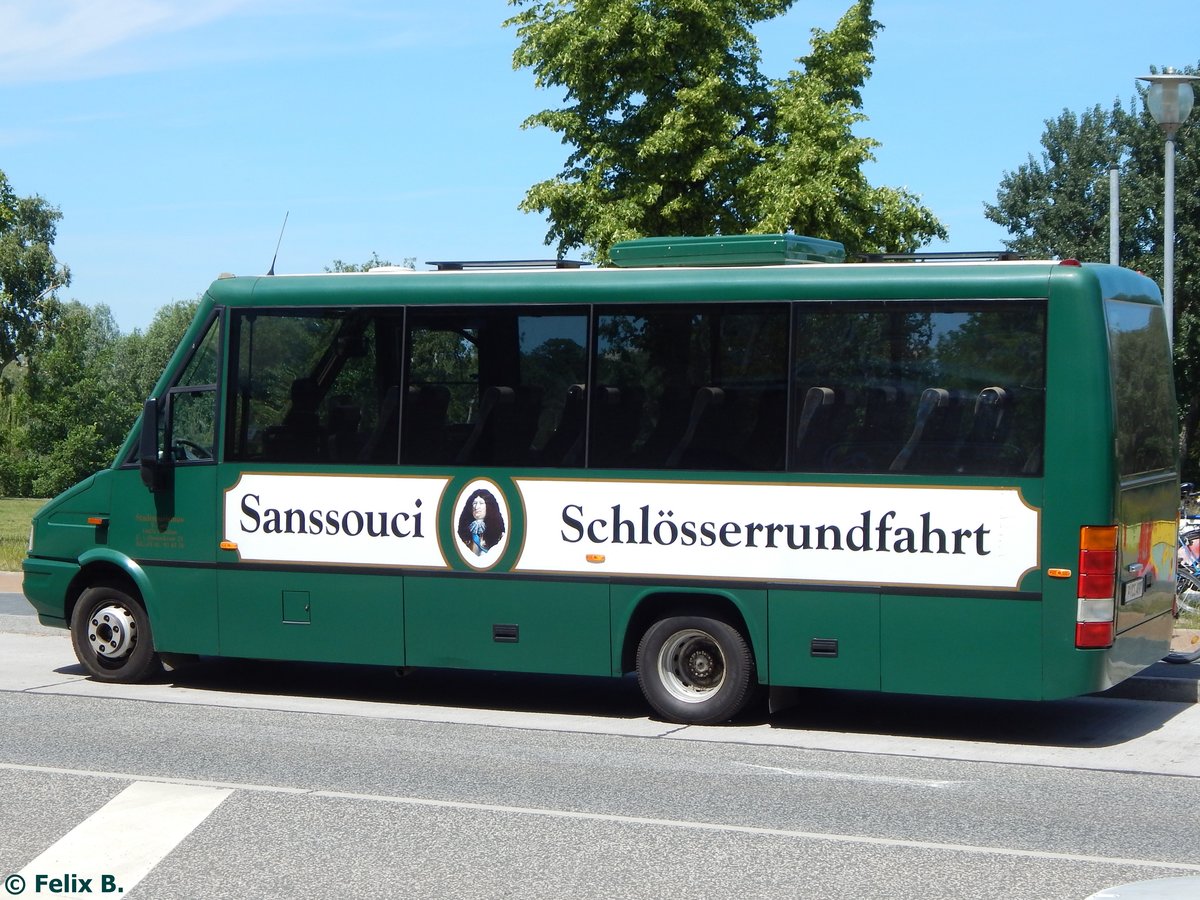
[402,310,587,468]
[226,310,398,465]
[593,305,788,471]
[792,303,1045,476]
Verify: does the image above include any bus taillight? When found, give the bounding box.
[1076,526,1117,649]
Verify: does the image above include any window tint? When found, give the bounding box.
[791,302,1046,475]
[220,298,1048,476]
[404,309,588,466]
[593,305,789,470]
[1106,300,1176,475]
[226,309,404,464]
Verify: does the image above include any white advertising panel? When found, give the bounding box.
[514,479,1039,590]
[224,473,450,568]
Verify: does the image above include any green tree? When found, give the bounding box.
[0,358,36,495]
[22,302,132,496]
[326,254,415,273]
[984,103,1129,262]
[505,0,944,260]
[985,63,1200,473]
[0,169,70,371]
[741,0,944,250]
[122,297,203,400]
[0,297,200,497]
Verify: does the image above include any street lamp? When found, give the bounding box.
[1139,68,1200,346]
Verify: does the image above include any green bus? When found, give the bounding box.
[22,234,1179,724]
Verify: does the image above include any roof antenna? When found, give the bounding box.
[266,211,289,276]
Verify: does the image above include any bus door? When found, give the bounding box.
[214,307,409,666]
[117,313,222,656]
[1105,298,1177,668]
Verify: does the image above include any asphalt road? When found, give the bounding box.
[0,593,30,615]
[2,620,1200,899]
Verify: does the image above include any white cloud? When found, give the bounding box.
[0,0,267,83]
[0,1,487,85]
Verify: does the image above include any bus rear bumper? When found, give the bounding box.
[1103,611,1176,690]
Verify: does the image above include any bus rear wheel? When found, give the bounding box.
[70,586,162,683]
[636,615,754,725]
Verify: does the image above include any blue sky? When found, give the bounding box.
[2,0,1198,332]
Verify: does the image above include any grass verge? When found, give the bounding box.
[0,498,46,572]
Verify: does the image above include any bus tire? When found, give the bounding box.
[70,586,162,683]
[636,615,754,725]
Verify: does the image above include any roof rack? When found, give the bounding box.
[857,250,1026,263]
[425,259,586,271]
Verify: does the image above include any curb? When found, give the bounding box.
[0,614,62,637]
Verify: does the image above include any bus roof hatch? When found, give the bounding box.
[609,234,846,268]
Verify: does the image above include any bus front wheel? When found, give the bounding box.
[70,586,162,683]
[636,615,754,725]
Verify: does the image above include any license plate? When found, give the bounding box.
[1123,577,1145,604]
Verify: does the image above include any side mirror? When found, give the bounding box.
[139,398,170,491]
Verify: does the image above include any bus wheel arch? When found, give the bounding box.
[68,575,162,683]
[624,593,758,724]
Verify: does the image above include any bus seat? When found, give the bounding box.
[956,386,1011,473]
[738,387,787,470]
[324,395,365,463]
[539,383,587,466]
[889,387,951,472]
[360,384,402,463]
[970,386,1009,439]
[589,386,642,467]
[263,376,323,461]
[488,385,544,465]
[823,385,905,472]
[792,386,836,469]
[633,385,699,467]
[666,386,726,468]
[861,385,904,439]
[398,384,451,463]
[1022,443,1044,475]
[455,385,540,465]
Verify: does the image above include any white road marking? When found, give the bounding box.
[16,780,231,895]
[312,789,1200,873]
[733,761,962,787]
[2,761,1197,875]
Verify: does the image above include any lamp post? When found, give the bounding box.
[1139,69,1200,346]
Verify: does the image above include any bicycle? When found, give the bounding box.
[1168,483,1200,663]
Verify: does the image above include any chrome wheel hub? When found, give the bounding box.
[87,604,137,659]
[658,629,726,704]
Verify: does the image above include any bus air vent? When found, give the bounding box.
[810,638,839,658]
[493,624,520,643]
